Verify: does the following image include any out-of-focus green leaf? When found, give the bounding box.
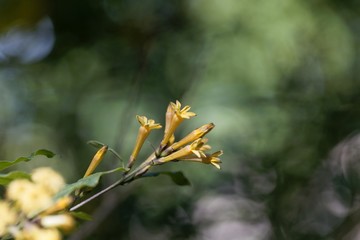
[0,171,31,185]
[144,171,191,186]
[0,157,29,171]
[164,171,191,186]
[0,149,55,171]
[71,211,93,221]
[54,167,126,200]
[0,233,13,240]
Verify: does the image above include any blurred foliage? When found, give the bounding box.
[1,0,360,239]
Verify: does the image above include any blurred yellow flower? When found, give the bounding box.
[15,226,61,240]
[7,179,34,202]
[0,201,17,236]
[32,167,66,194]
[40,214,75,232]
[8,179,53,216]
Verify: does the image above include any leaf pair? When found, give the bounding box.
[0,149,55,186]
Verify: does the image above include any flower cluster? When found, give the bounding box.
[129,100,223,170]
[0,167,74,240]
[0,100,223,239]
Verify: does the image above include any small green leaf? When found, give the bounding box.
[71,211,93,221]
[0,149,55,171]
[34,149,56,158]
[144,171,191,186]
[0,171,31,185]
[87,140,106,148]
[164,171,191,186]
[108,148,124,164]
[87,141,124,165]
[54,167,126,200]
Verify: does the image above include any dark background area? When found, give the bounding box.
[1,0,360,239]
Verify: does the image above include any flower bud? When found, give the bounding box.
[84,145,108,177]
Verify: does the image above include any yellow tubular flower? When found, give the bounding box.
[84,145,108,177]
[157,139,206,163]
[162,123,214,156]
[202,150,223,169]
[168,134,175,145]
[159,100,196,148]
[32,167,66,195]
[128,115,162,168]
[164,103,175,137]
[180,150,223,169]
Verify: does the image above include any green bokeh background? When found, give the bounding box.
[1,0,360,239]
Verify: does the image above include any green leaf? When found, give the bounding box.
[144,171,191,186]
[54,167,126,200]
[164,171,191,186]
[71,211,93,221]
[87,140,106,148]
[108,148,124,164]
[0,157,30,171]
[0,149,55,171]
[0,171,31,185]
[34,149,56,158]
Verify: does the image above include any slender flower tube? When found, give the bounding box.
[161,123,214,156]
[164,103,175,137]
[127,115,162,168]
[84,145,108,177]
[179,150,223,169]
[159,100,196,150]
[156,139,206,163]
